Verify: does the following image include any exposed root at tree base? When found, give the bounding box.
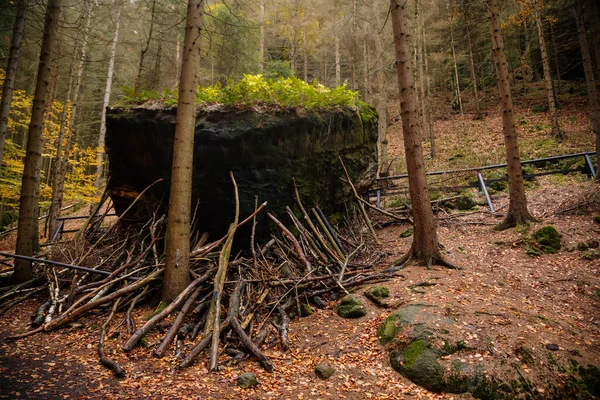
[391,251,462,271]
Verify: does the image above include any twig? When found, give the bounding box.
[267,213,313,274]
[98,299,126,378]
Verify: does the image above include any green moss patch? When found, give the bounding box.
[533,225,561,254]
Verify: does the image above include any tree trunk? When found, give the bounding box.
[574,0,600,179]
[335,36,341,86]
[374,9,388,176]
[259,0,265,72]
[465,13,481,119]
[134,0,156,93]
[94,2,121,193]
[163,0,204,302]
[533,1,561,139]
[0,0,26,168]
[303,28,308,82]
[390,0,446,267]
[14,0,63,283]
[489,0,534,228]
[549,22,561,94]
[591,1,600,80]
[48,0,91,240]
[449,3,463,116]
[423,13,435,158]
[416,1,428,145]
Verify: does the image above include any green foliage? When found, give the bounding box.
[594,215,600,224]
[123,75,369,113]
[264,60,294,79]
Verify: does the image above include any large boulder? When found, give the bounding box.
[105,105,377,241]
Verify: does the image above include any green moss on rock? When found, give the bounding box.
[533,225,561,254]
[335,295,367,318]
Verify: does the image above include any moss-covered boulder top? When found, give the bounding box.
[106,77,378,241]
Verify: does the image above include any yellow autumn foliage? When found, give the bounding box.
[0,69,99,213]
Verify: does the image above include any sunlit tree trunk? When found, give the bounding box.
[533,1,561,139]
[94,2,121,194]
[163,0,204,301]
[390,0,455,269]
[574,0,600,179]
[374,8,388,176]
[14,0,63,283]
[489,0,534,229]
[416,1,428,145]
[0,0,26,168]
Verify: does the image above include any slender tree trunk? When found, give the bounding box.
[465,13,481,119]
[549,22,561,94]
[14,0,62,283]
[163,0,204,301]
[363,36,369,100]
[0,0,26,168]
[335,36,341,86]
[390,0,446,267]
[489,0,534,228]
[533,1,561,139]
[134,0,156,93]
[423,12,435,158]
[303,28,308,81]
[48,1,91,240]
[259,0,265,72]
[416,2,427,144]
[94,2,121,193]
[449,3,463,116]
[374,9,388,176]
[574,0,600,179]
[591,1,600,80]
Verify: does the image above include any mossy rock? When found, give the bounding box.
[314,364,336,380]
[594,215,600,224]
[531,103,549,113]
[583,249,600,260]
[335,295,367,319]
[378,303,433,345]
[399,227,414,238]
[577,242,589,251]
[456,195,476,211]
[237,372,258,389]
[365,286,389,299]
[365,286,390,307]
[299,303,313,317]
[525,244,542,257]
[533,226,561,254]
[390,339,445,392]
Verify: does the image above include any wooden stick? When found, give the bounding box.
[43,268,163,333]
[293,179,342,263]
[338,157,381,245]
[208,172,240,371]
[123,268,213,351]
[267,212,312,274]
[311,208,345,259]
[230,317,273,372]
[98,299,126,378]
[153,285,203,358]
[285,206,328,263]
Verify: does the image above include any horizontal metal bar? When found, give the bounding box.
[376,151,595,182]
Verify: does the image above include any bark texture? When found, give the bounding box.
[163,0,204,301]
[390,0,442,265]
[0,0,26,167]
[14,0,63,282]
[488,0,534,229]
[533,1,561,139]
[573,0,600,180]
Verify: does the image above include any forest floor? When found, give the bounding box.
[0,85,599,399]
